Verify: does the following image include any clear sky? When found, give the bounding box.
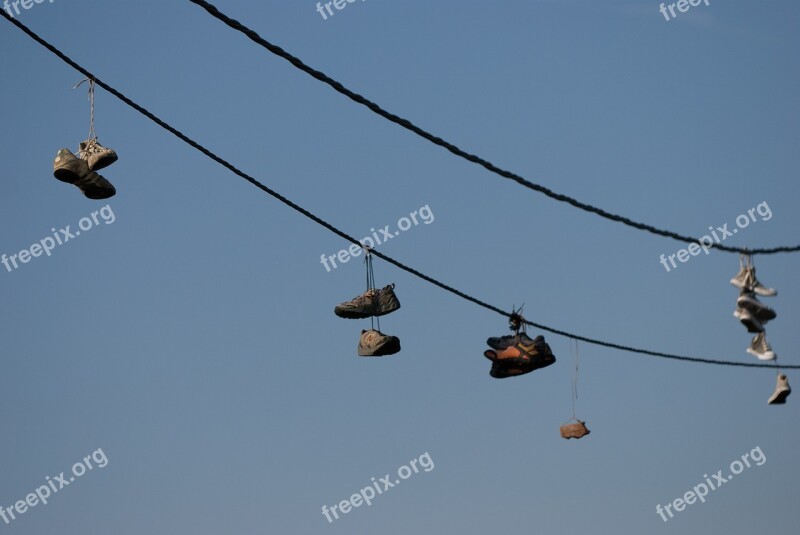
[1,1,799,533]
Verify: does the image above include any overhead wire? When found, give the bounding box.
[2,10,797,369]
[186,0,800,256]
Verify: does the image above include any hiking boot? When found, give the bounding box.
[79,139,118,171]
[334,284,400,319]
[746,332,776,361]
[53,149,116,199]
[768,374,791,405]
[737,291,777,322]
[734,307,764,333]
[357,329,400,357]
[487,332,537,351]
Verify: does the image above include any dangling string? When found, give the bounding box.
[73,78,98,158]
[364,247,379,331]
[570,338,580,421]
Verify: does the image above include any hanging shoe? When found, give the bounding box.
[730,262,750,290]
[53,148,116,199]
[768,374,791,405]
[733,307,764,333]
[357,329,400,357]
[485,335,555,377]
[747,266,777,297]
[78,139,118,171]
[487,332,537,351]
[334,284,400,319]
[737,291,777,323]
[746,332,776,361]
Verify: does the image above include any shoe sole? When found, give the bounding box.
[746,348,775,361]
[88,153,118,171]
[768,390,790,405]
[335,308,374,319]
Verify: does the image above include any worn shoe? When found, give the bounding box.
[731,265,776,297]
[737,291,777,322]
[79,139,118,171]
[487,332,537,351]
[53,149,116,200]
[768,374,791,405]
[484,335,555,378]
[334,284,400,319]
[746,332,776,361]
[357,329,400,357]
[734,307,764,333]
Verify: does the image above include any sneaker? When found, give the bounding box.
[731,265,776,297]
[734,307,764,333]
[737,291,777,322]
[768,374,791,405]
[746,332,776,361]
[487,332,536,351]
[334,284,400,319]
[484,335,555,377]
[748,267,777,297]
[357,329,400,357]
[78,139,118,171]
[53,149,116,199]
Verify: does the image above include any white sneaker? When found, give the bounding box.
[737,292,776,322]
[746,333,775,361]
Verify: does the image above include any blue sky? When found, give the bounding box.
[1,1,799,533]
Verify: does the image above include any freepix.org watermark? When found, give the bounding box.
[656,446,765,522]
[2,205,115,273]
[2,0,56,19]
[0,448,109,525]
[315,0,366,21]
[321,452,434,524]
[659,0,710,22]
[658,201,772,273]
[320,204,434,273]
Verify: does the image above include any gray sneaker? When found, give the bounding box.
[78,139,118,171]
[731,265,776,297]
[53,149,116,199]
[334,284,400,319]
[768,374,791,405]
[357,329,400,356]
[746,332,776,361]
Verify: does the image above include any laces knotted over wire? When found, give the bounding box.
[73,78,100,158]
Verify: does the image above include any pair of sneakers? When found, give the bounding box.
[731,261,777,333]
[483,332,556,378]
[334,284,401,357]
[52,139,118,199]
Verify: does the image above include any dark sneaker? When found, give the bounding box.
[334,284,400,319]
[79,139,118,171]
[734,307,764,333]
[358,329,400,356]
[746,332,776,361]
[768,374,791,405]
[737,291,777,322]
[485,335,555,378]
[487,332,537,351]
[53,149,116,199]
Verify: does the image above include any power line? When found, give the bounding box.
[2,10,796,369]
[188,0,800,256]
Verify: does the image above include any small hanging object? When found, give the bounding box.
[768,368,791,405]
[332,247,401,357]
[560,339,590,440]
[483,306,556,379]
[51,78,117,200]
[732,253,777,334]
